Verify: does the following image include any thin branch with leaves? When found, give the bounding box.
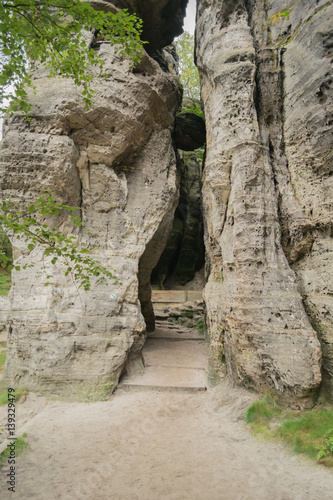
[0,0,145,115]
[0,193,119,291]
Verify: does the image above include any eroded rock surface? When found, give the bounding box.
[174,112,206,151]
[104,0,188,53]
[151,153,205,288]
[0,24,180,399]
[1,0,332,408]
[196,0,332,405]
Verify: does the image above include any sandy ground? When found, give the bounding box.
[1,380,333,500]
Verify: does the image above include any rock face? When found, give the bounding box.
[1,0,332,407]
[174,112,206,151]
[151,152,205,287]
[0,25,180,399]
[196,0,332,405]
[105,0,188,53]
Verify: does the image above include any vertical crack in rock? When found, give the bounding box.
[196,0,324,406]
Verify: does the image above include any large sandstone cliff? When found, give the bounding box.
[0,2,183,400]
[196,0,332,405]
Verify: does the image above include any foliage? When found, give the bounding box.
[0,193,119,291]
[0,0,145,115]
[317,428,333,462]
[193,147,205,163]
[174,31,200,100]
[0,226,13,269]
[0,270,11,296]
[0,433,28,466]
[246,394,333,467]
[246,392,282,433]
[185,103,204,119]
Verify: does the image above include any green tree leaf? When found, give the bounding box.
[0,193,118,291]
[174,31,200,100]
[0,0,145,115]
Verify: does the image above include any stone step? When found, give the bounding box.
[154,312,170,320]
[143,337,207,369]
[120,365,207,393]
[154,321,200,333]
[152,290,203,303]
[119,323,208,393]
[148,327,203,341]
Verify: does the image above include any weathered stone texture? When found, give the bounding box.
[174,112,206,151]
[196,0,331,405]
[1,0,332,407]
[0,29,180,399]
[151,152,205,288]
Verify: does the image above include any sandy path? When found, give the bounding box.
[1,381,333,500]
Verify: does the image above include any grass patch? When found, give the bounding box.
[0,388,27,406]
[246,392,282,434]
[275,409,333,466]
[0,433,29,467]
[0,270,11,296]
[0,350,6,374]
[245,394,333,467]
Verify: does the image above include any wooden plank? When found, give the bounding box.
[186,291,203,301]
[151,290,203,303]
[152,291,186,303]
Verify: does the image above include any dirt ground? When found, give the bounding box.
[1,380,333,500]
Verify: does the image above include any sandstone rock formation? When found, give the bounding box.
[151,152,205,288]
[102,0,188,53]
[196,0,332,405]
[0,16,181,399]
[174,112,206,151]
[1,0,332,407]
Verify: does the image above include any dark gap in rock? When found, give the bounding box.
[125,0,207,378]
[151,152,205,291]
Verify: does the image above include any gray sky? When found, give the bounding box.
[183,0,196,35]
